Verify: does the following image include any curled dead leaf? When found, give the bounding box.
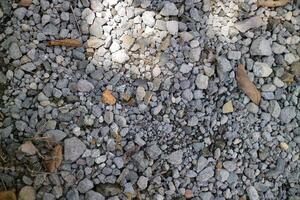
[44,145,62,172]
[102,89,116,105]
[257,0,289,7]
[20,0,32,6]
[19,141,38,156]
[48,39,81,47]
[0,191,17,200]
[236,64,261,105]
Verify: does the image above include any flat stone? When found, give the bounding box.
[120,35,135,49]
[21,63,36,72]
[111,50,129,64]
[197,167,214,182]
[64,137,86,162]
[43,23,59,36]
[137,176,148,190]
[160,1,178,16]
[104,111,114,124]
[167,150,183,165]
[235,16,263,33]
[197,156,209,172]
[77,80,94,92]
[166,21,178,35]
[9,43,22,59]
[227,51,241,60]
[145,144,162,160]
[142,11,155,27]
[223,161,236,172]
[195,74,209,89]
[18,186,35,200]
[253,62,273,77]
[77,178,94,193]
[223,101,234,113]
[14,7,27,20]
[85,190,105,200]
[272,42,286,54]
[280,106,296,123]
[247,186,259,200]
[44,130,67,142]
[268,100,281,118]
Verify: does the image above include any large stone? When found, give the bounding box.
[166,21,178,35]
[253,62,273,77]
[18,186,35,200]
[235,16,263,33]
[195,74,209,89]
[111,50,129,64]
[250,37,272,56]
[142,11,155,27]
[280,106,296,124]
[160,1,178,16]
[85,190,105,200]
[197,167,214,182]
[167,150,183,165]
[77,80,94,92]
[43,23,59,36]
[77,178,94,193]
[44,130,67,142]
[9,43,22,59]
[64,137,86,162]
[268,100,281,118]
[247,186,259,200]
[21,63,36,72]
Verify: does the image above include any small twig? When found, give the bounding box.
[70,5,82,36]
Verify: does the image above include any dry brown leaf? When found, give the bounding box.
[257,0,289,7]
[48,39,81,47]
[44,145,62,172]
[20,0,32,6]
[236,64,261,105]
[0,191,17,200]
[102,90,116,105]
[19,141,38,156]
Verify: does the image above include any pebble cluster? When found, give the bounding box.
[0,0,300,199]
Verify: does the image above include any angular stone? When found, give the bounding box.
[280,106,296,123]
[223,101,234,113]
[160,1,178,16]
[235,16,263,33]
[21,63,36,72]
[195,74,209,89]
[111,50,129,64]
[250,37,272,56]
[77,80,94,92]
[77,178,94,193]
[64,137,86,162]
[167,150,183,165]
[253,62,273,77]
[44,130,67,142]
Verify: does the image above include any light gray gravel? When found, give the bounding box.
[0,0,299,199]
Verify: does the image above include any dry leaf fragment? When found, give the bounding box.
[257,0,289,7]
[48,39,81,47]
[20,0,32,6]
[236,64,261,105]
[102,89,116,105]
[0,191,17,200]
[19,141,38,156]
[44,145,62,172]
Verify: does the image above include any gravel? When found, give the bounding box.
[1,0,299,199]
